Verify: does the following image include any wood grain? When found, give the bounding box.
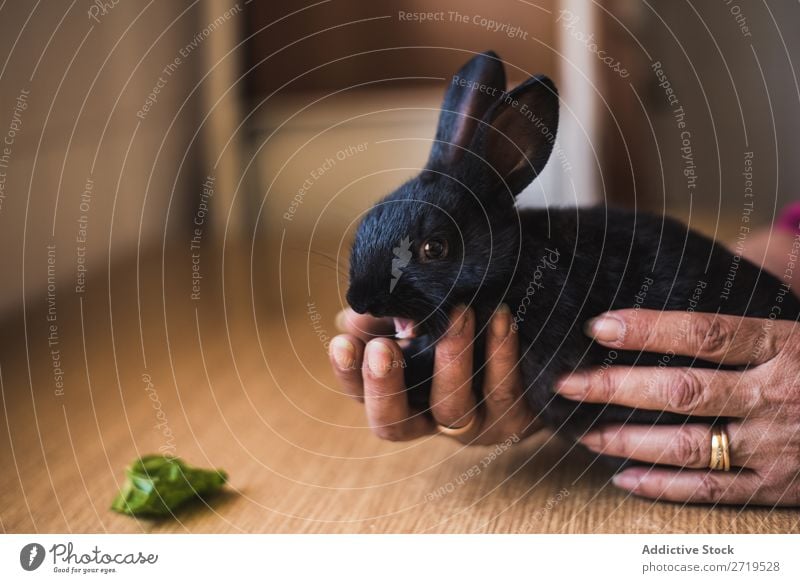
[0,240,797,534]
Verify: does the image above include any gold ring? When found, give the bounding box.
[720,428,731,472]
[437,413,478,437]
[709,426,731,471]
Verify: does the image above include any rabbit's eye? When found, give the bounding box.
[421,238,448,261]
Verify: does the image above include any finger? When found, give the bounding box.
[581,423,752,469]
[363,339,435,441]
[329,335,366,402]
[430,305,478,429]
[336,308,395,342]
[556,366,761,418]
[585,309,790,365]
[480,304,540,440]
[611,466,767,505]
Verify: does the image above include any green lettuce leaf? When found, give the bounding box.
[111,455,228,517]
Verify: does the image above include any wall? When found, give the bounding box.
[0,2,214,314]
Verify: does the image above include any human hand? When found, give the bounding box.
[328,305,542,445]
[556,309,800,505]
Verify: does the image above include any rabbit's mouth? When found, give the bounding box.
[393,317,417,339]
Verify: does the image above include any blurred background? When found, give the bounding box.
[1,1,799,534]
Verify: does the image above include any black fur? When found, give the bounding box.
[346,51,800,452]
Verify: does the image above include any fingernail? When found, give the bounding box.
[580,431,602,450]
[612,470,640,490]
[448,305,469,337]
[331,337,355,370]
[555,372,588,397]
[491,304,511,338]
[335,310,348,332]
[366,342,393,377]
[585,314,625,343]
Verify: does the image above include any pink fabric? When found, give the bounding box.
[777,202,800,234]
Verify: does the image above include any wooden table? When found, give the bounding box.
[1,239,797,534]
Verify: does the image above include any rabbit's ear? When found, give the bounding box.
[426,51,506,172]
[473,75,559,196]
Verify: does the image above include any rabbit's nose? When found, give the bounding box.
[346,288,387,316]
[346,288,371,314]
[348,298,369,314]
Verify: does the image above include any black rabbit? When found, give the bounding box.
[346,50,800,447]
